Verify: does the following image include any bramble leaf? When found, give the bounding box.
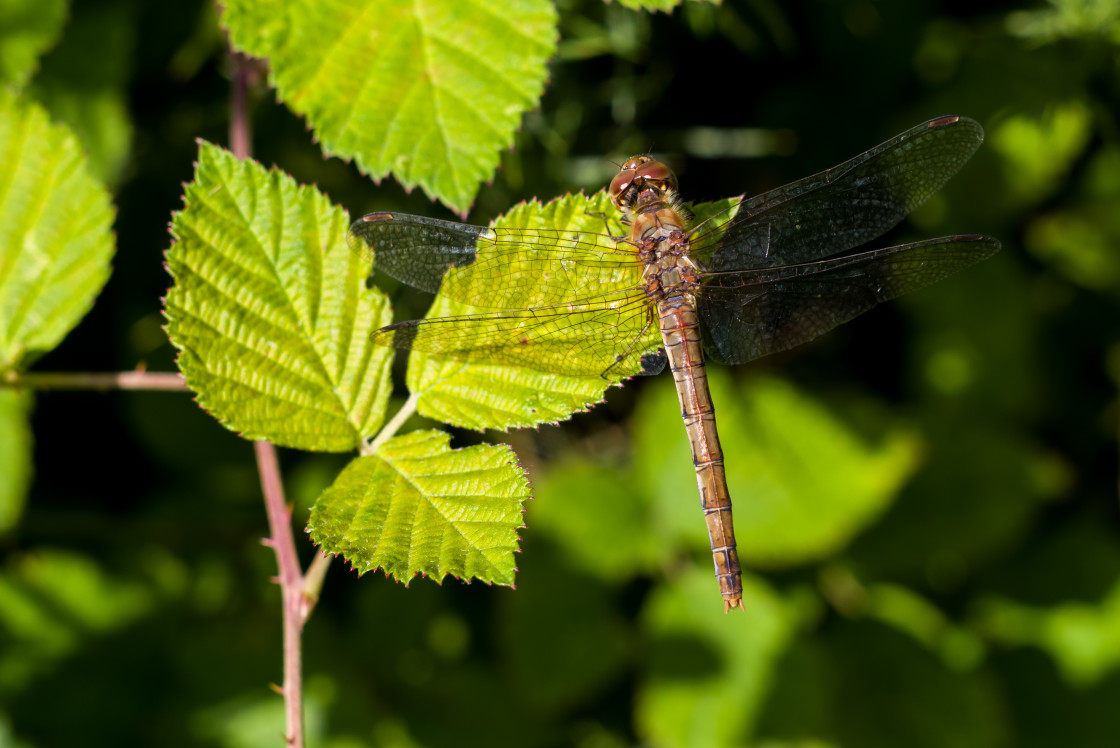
[308,430,528,587]
[404,191,638,431]
[222,0,557,215]
[165,141,392,452]
[0,90,115,372]
[401,193,740,431]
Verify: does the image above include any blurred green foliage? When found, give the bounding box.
[3,0,1120,746]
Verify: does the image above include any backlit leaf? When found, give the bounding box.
[165,141,392,452]
[308,430,528,586]
[221,0,557,214]
[0,90,115,372]
[404,191,638,431]
[402,193,739,431]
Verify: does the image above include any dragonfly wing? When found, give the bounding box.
[698,235,1000,364]
[348,212,640,311]
[691,116,985,271]
[377,291,666,379]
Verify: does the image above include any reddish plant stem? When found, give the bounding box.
[1,370,187,391]
[229,50,254,160]
[229,49,309,748]
[255,441,305,748]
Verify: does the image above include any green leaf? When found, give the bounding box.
[615,0,709,12]
[221,0,558,215]
[636,372,921,568]
[308,430,528,586]
[991,102,1092,208]
[0,0,67,87]
[635,569,793,747]
[164,141,393,452]
[404,191,637,430]
[0,89,115,372]
[403,193,741,431]
[0,390,32,533]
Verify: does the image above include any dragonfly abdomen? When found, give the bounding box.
[657,296,743,611]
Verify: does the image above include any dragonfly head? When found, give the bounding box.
[609,156,678,214]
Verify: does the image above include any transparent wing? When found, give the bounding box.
[697,234,1000,364]
[376,288,666,379]
[688,116,986,272]
[348,212,642,311]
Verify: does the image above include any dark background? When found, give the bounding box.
[6,0,1120,745]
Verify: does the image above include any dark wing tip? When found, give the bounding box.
[950,233,1002,256]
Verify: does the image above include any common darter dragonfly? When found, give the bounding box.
[348,115,999,611]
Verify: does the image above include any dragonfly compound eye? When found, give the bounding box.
[609,169,636,207]
[634,160,677,192]
[610,156,677,208]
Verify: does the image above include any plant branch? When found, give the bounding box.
[365,392,420,455]
[255,441,305,748]
[1,370,187,391]
[229,50,257,160]
[301,551,332,624]
[229,46,307,748]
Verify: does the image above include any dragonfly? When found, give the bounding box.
[348,115,1000,612]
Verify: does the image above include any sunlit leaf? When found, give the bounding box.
[635,569,792,747]
[308,430,528,586]
[0,90,115,373]
[617,0,720,11]
[0,0,67,87]
[615,0,686,11]
[402,193,739,431]
[0,391,32,534]
[635,371,920,568]
[991,103,1092,207]
[222,0,557,215]
[165,141,393,452]
[404,191,639,431]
